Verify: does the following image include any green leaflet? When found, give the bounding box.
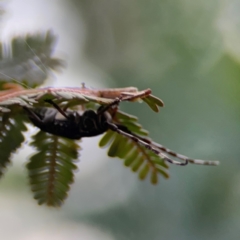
[157,167,170,179]
[99,130,115,147]
[143,94,164,112]
[132,157,145,172]
[108,134,125,157]
[124,150,139,166]
[151,171,158,184]
[139,164,150,180]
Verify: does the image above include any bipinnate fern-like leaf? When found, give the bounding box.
[0,30,64,89]
[99,111,169,184]
[0,86,163,114]
[27,130,79,206]
[0,112,28,177]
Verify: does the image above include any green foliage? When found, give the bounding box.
[0,31,64,89]
[0,30,219,207]
[0,111,28,177]
[27,131,79,206]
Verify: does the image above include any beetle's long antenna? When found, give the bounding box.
[107,121,188,166]
[106,122,219,166]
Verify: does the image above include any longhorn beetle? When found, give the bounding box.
[24,94,219,166]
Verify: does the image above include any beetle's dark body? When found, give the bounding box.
[27,107,110,139]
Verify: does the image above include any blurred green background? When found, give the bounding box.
[1,0,240,239]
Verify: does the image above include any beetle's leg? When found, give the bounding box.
[45,99,70,119]
[98,90,152,115]
[24,106,60,124]
[23,107,43,123]
[97,97,122,115]
[97,95,133,115]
